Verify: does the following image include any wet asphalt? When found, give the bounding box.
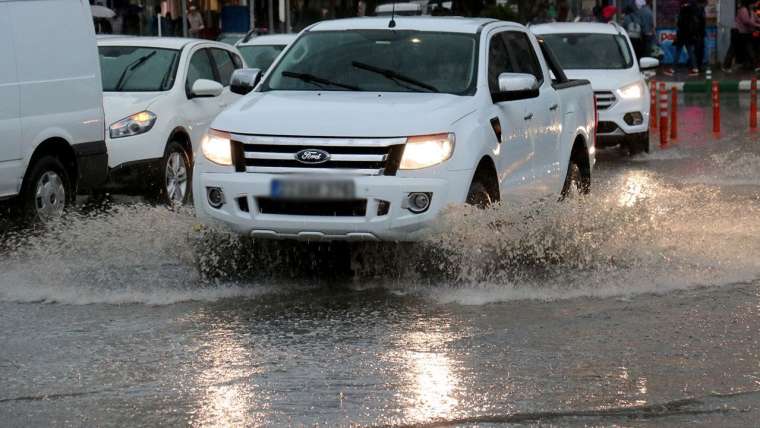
[1,93,760,427]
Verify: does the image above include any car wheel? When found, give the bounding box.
[627,132,650,156]
[466,180,493,208]
[19,156,71,222]
[560,158,590,200]
[160,142,192,206]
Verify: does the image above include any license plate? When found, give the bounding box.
[270,178,355,200]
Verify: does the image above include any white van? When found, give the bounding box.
[0,0,107,220]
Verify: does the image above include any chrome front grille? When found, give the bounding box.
[594,91,617,110]
[231,135,406,176]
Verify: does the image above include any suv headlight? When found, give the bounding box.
[109,111,157,138]
[618,82,644,100]
[399,133,455,170]
[201,129,233,166]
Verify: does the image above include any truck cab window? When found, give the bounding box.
[488,33,512,94]
[502,32,544,86]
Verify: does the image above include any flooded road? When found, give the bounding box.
[2,94,760,426]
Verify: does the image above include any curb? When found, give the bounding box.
[656,80,754,93]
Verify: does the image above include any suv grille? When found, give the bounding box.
[231,135,406,176]
[594,91,617,110]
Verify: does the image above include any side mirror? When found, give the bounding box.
[493,72,540,102]
[639,57,660,70]
[230,68,262,95]
[190,79,224,98]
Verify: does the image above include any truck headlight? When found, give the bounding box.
[109,111,157,138]
[399,133,455,170]
[201,129,233,166]
[618,82,644,100]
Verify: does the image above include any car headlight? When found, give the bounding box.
[109,111,157,138]
[618,82,644,100]
[201,129,233,166]
[399,133,455,170]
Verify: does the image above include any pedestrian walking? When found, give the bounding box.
[187,5,205,39]
[663,0,703,77]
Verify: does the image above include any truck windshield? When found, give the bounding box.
[99,46,180,92]
[263,30,478,95]
[540,33,633,70]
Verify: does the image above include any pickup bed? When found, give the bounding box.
[193,17,596,241]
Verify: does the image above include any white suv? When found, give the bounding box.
[98,37,244,204]
[532,22,659,155]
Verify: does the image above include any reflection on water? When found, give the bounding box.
[192,325,269,427]
[394,330,461,422]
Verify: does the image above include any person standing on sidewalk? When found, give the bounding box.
[664,0,703,77]
[187,6,205,39]
[735,0,760,71]
[636,0,655,58]
[623,3,644,58]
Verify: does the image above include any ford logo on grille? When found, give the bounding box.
[294,149,330,164]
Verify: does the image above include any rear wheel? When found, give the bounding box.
[160,142,192,206]
[19,156,72,222]
[560,158,590,200]
[627,132,650,156]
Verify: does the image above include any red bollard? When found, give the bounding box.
[670,86,678,140]
[712,81,720,134]
[659,83,669,148]
[650,80,658,129]
[751,77,758,130]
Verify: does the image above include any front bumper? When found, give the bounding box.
[596,91,650,146]
[193,170,472,241]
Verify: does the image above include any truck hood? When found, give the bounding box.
[212,91,477,137]
[103,92,163,127]
[562,69,641,91]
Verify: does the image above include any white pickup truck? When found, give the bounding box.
[192,17,596,241]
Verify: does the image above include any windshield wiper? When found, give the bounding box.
[115,51,157,91]
[352,61,439,93]
[281,71,359,91]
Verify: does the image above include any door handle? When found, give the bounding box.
[523,113,534,121]
[549,104,559,111]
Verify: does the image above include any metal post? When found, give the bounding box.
[285,0,290,33]
[249,0,256,32]
[268,0,274,33]
[181,0,188,37]
[158,14,162,37]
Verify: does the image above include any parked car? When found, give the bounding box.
[0,0,107,221]
[98,37,245,205]
[236,34,298,74]
[374,2,423,16]
[532,22,659,155]
[192,17,596,241]
[217,32,247,45]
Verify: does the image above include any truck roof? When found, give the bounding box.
[531,22,623,36]
[308,17,505,34]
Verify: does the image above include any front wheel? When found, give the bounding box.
[627,132,650,156]
[160,142,192,206]
[19,156,72,222]
[560,158,590,200]
[466,180,493,208]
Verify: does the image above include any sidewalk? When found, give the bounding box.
[651,68,758,92]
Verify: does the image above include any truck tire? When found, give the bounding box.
[160,141,192,206]
[19,155,72,222]
[627,132,649,156]
[466,180,492,208]
[560,158,590,200]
